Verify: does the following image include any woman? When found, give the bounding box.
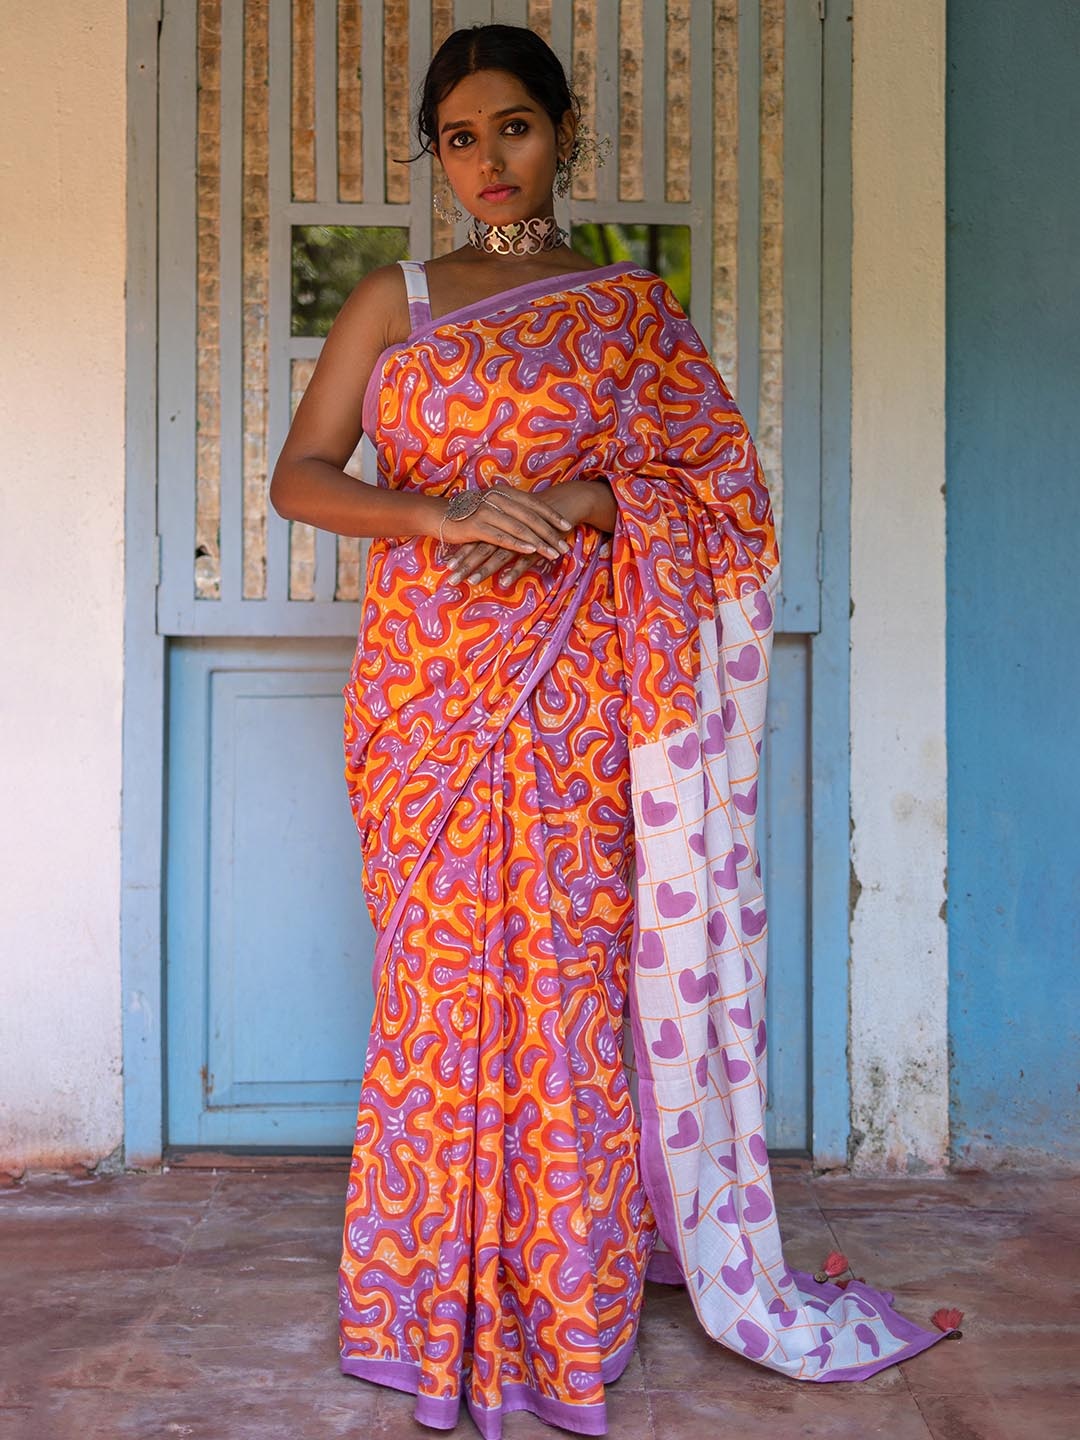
[270,23,950,1439]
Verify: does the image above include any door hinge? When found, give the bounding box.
[816,529,825,583]
[817,0,826,19]
[154,533,162,587]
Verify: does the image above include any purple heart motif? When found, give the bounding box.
[728,1000,753,1030]
[689,830,706,856]
[695,1053,709,1087]
[669,732,700,771]
[712,854,738,890]
[637,931,666,969]
[742,1183,772,1222]
[855,1323,881,1357]
[768,1298,798,1327]
[805,1328,834,1364]
[755,1019,767,1057]
[658,882,697,918]
[750,589,773,632]
[733,781,758,816]
[679,968,719,1004]
[726,644,761,682]
[735,1320,770,1360]
[651,1019,685,1059]
[716,1144,738,1173]
[741,905,767,937]
[685,1191,700,1230]
[707,1017,720,1048]
[743,958,754,982]
[668,1110,699,1149]
[707,911,728,945]
[748,1133,769,1166]
[715,1188,738,1224]
[641,791,676,827]
[733,843,750,863]
[722,699,737,732]
[722,1049,752,1084]
[703,711,726,755]
[721,1253,755,1296]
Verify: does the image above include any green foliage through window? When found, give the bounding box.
[571,223,691,311]
[291,226,410,337]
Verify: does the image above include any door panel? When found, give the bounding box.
[760,635,811,1151]
[166,639,373,1145]
[161,0,821,1150]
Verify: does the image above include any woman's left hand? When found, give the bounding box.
[446,478,616,587]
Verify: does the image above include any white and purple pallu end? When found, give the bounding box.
[627,564,949,1380]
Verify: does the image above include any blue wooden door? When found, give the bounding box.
[160,0,824,1151]
[166,640,371,1144]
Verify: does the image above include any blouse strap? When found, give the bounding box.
[398,259,432,332]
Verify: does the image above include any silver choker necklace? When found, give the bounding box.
[466,215,569,256]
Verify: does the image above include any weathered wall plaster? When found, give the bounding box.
[0,3,127,1174]
[849,0,949,1172]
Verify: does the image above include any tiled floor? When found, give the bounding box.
[1,1162,1076,1440]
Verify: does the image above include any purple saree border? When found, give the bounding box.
[340,1331,638,1438]
[645,1247,685,1286]
[788,1270,953,1382]
[407,260,640,346]
[360,261,642,439]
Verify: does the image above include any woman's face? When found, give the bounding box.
[435,68,574,225]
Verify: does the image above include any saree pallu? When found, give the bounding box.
[339,262,948,1438]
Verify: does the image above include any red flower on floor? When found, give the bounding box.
[813,1250,851,1283]
[931,1307,965,1338]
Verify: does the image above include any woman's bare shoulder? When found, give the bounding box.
[281,261,409,451]
[329,260,411,354]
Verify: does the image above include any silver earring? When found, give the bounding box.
[555,123,611,197]
[433,182,462,224]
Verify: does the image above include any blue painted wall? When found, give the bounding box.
[947,0,1080,1163]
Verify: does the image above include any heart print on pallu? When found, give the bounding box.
[627,568,947,1379]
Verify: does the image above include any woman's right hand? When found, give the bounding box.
[439,483,573,579]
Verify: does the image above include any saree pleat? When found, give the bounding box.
[339,261,949,1437]
[341,524,653,1434]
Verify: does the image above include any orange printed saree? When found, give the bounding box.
[338,260,948,1438]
